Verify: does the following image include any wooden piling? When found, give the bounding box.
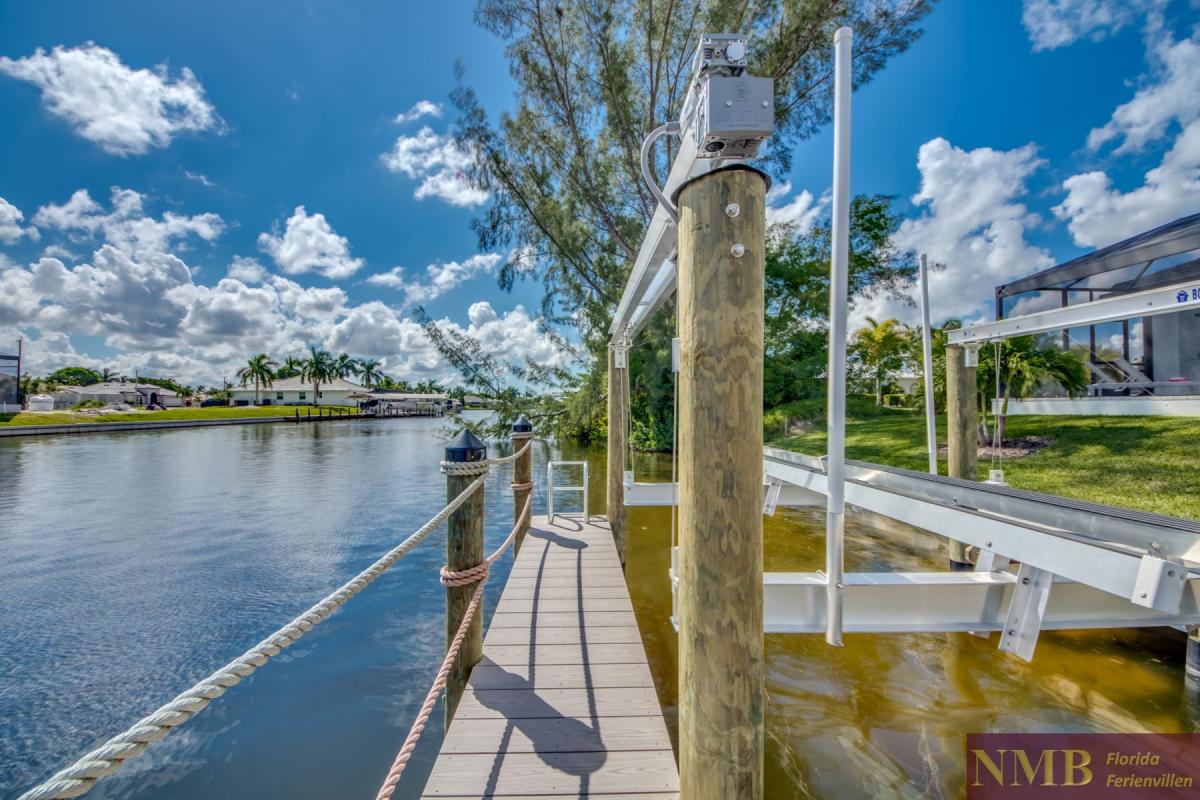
[607,342,630,567]
[676,166,766,800]
[511,416,534,553]
[442,433,487,725]
[945,343,976,569]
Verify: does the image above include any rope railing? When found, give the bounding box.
[16,473,489,800]
[374,490,534,800]
[486,436,533,465]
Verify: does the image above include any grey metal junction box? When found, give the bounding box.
[698,75,774,159]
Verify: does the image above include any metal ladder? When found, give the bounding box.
[547,460,589,524]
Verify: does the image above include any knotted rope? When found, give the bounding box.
[374,491,533,800]
[16,474,487,800]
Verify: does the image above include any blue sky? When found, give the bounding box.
[0,0,1197,384]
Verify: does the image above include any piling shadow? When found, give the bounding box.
[478,523,604,797]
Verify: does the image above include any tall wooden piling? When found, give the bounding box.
[511,415,534,552]
[442,431,487,725]
[945,344,976,569]
[607,342,630,567]
[676,166,766,799]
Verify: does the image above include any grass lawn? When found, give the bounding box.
[0,405,357,427]
[767,400,1200,520]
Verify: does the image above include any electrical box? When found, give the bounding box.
[697,76,774,159]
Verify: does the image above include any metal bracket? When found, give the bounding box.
[763,475,783,516]
[612,342,629,369]
[998,563,1053,661]
[671,337,680,373]
[669,546,680,632]
[1132,554,1188,612]
[963,342,981,368]
[971,549,1011,638]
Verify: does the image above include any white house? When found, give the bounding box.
[55,382,183,409]
[230,375,362,406]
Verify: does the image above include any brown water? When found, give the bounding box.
[558,443,1198,799]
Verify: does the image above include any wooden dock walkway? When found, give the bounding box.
[422,514,679,799]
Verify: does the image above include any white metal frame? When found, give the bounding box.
[638,448,1200,661]
[547,460,589,524]
[949,277,1200,345]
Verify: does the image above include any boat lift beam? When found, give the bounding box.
[645,447,1200,660]
[948,276,1200,345]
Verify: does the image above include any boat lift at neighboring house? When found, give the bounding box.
[607,32,1200,800]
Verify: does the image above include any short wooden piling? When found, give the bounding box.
[442,431,487,725]
[945,343,976,569]
[607,341,630,567]
[676,166,766,800]
[510,416,534,552]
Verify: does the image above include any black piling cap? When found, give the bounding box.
[445,429,487,462]
[512,414,533,434]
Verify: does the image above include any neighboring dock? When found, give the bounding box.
[422,514,678,799]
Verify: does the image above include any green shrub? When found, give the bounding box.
[71,399,106,410]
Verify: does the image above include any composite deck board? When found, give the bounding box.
[491,596,635,614]
[423,515,677,799]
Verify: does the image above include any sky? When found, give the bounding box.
[0,0,1197,386]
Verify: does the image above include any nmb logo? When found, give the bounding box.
[968,746,1092,793]
[966,733,1200,799]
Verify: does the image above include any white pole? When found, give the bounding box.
[825,26,852,647]
[919,253,938,474]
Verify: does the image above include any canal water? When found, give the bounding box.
[0,418,1195,798]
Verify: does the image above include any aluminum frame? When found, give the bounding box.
[949,277,1200,345]
[547,460,589,524]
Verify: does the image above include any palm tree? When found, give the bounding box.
[300,346,336,407]
[276,356,304,379]
[980,335,1088,446]
[358,358,383,388]
[237,353,279,405]
[850,317,908,406]
[333,352,361,380]
[100,367,116,382]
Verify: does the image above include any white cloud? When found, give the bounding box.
[257,206,363,280]
[33,187,223,253]
[1021,0,1166,51]
[1088,34,1200,153]
[380,126,489,208]
[5,189,566,386]
[853,138,1052,328]
[227,255,268,284]
[462,301,573,370]
[766,180,827,233]
[184,170,215,187]
[393,100,442,124]
[366,253,502,305]
[0,43,220,155]
[41,244,77,261]
[1055,118,1200,247]
[0,197,38,244]
[1055,31,1200,248]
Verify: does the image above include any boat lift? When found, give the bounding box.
[611,29,1200,665]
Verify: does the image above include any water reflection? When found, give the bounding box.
[553,442,1197,799]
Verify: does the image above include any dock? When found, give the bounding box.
[422,514,679,799]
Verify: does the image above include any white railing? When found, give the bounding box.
[547,460,588,524]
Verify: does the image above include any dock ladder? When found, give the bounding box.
[546,459,589,523]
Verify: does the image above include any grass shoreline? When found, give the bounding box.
[0,405,357,427]
[766,400,1200,520]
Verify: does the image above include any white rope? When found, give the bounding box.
[440,460,491,477]
[486,436,533,465]
[16,474,487,800]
